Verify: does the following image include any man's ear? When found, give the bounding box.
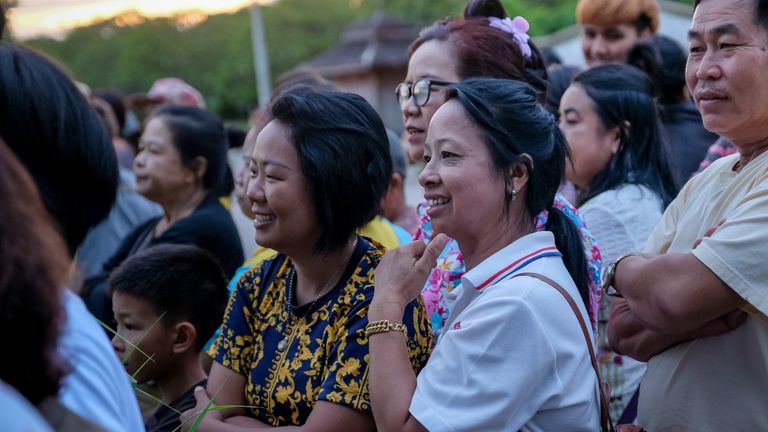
[172,322,198,354]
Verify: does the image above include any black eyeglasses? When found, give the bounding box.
[396,78,454,107]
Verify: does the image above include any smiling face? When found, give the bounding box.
[111,292,174,384]
[686,0,768,146]
[418,100,508,248]
[559,84,620,189]
[401,39,461,163]
[581,23,647,68]
[133,117,197,205]
[235,127,258,219]
[246,119,321,256]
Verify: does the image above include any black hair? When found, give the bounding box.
[148,105,228,191]
[694,0,768,30]
[210,125,244,198]
[0,43,118,256]
[93,89,127,132]
[108,244,228,351]
[633,13,655,34]
[0,138,69,405]
[545,64,583,120]
[540,47,564,67]
[270,87,392,254]
[627,35,687,104]
[572,64,677,207]
[446,77,590,308]
[226,125,247,149]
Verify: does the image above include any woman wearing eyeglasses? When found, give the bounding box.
[400,0,603,339]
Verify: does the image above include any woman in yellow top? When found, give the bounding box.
[184,87,431,430]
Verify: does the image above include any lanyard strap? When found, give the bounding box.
[513,272,615,432]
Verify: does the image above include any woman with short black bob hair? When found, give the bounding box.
[185,87,431,431]
[369,77,603,431]
[270,86,392,252]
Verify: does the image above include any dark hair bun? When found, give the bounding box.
[464,0,507,19]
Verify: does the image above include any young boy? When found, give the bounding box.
[109,244,229,432]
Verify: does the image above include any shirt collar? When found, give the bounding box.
[461,231,561,292]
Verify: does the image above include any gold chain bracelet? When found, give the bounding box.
[365,320,407,338]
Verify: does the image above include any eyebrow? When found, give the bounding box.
[251,158,291,170]
[563,108,579,116]
[432,137,460,147]
[688,23,741,40]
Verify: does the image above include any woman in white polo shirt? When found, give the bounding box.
[367,78,605,431]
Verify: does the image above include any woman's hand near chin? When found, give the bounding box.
[372,234,449,313]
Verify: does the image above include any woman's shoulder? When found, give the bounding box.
[236,254,288,296]
[186,194,237,226]
[358,236,387,269]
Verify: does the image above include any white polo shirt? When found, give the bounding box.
[410,232,600,431]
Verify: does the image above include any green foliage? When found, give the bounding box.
[19,0,694,119]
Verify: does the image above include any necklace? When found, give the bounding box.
[277,237,359,352]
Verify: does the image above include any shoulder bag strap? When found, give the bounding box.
[514,272,615,432]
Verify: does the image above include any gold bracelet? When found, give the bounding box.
[365,320,407,338]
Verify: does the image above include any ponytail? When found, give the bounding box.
[545,206,590,309]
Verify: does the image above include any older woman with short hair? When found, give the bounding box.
[83,105,243,327]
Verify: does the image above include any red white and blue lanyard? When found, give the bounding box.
[473,246,561,291]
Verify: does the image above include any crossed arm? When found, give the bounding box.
[608,252,747,361]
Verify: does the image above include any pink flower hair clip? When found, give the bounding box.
[488,16,532,59]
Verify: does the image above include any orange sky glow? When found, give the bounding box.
[11,0,276,39]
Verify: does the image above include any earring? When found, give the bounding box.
[511,188,517,202]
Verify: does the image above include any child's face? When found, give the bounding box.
[111,292,175,384]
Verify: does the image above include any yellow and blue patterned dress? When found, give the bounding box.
[209,237,432,426]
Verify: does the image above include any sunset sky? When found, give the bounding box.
[11,0,271,39]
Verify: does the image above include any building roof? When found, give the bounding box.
[300,11,418,76]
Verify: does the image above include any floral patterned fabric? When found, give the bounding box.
[416,192,602,338]
[696,137,736,173]
[209,237,432,426]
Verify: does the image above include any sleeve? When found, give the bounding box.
[643,187,688,254]
[208,266,261,376]
[409,291,559,431]
[692,178,768,315]
[59,292,144,432]
[317,294,432,412]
